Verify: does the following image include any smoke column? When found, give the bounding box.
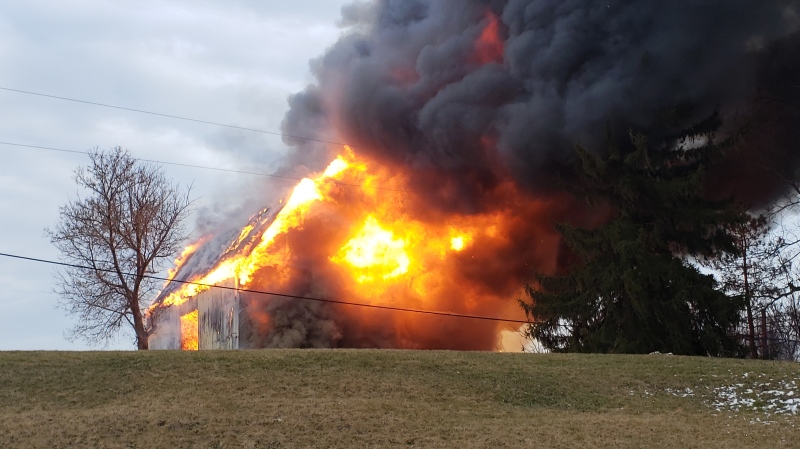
[283,0,800,203]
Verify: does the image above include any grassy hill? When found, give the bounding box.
[1,350,798,448]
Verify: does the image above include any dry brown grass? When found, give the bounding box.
[0,350,798,448]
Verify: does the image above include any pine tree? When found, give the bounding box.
[522,119,745,355]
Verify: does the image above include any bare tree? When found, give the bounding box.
[710,215,779,358]
[760,215,800,360]
[47,148,192,349]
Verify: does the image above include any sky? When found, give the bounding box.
[0,0,352,350]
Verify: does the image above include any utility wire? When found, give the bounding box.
[0,85,492,168]
[0,141,411,194]
[0,86,343,147]
[0,252,532,325]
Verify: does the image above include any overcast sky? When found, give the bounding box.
[0,0,352,350]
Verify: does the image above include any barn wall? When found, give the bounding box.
[198,281,239,350]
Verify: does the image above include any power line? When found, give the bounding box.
[0,141,410,194]
[0,86,345,147]
[0,252,532,325]
[0,85,492,169]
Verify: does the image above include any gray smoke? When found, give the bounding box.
[240,294,342,349]
[283,0,800,198]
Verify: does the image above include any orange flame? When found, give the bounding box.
[166,237,208,282]
[180,310,198,351]
[155,149,356,310]
[331,215,411,283]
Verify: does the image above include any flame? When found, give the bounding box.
[151,145,563,351]
[472,11,504,65]
[166,237,207,282]
[450,236,466,251]
[231,224,255,249]
[180,310,198,351]
[332,215,410,283]
[155,150,355,309]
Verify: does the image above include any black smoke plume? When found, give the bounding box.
[283,0,800,205]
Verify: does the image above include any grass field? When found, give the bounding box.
[0,350,798,448]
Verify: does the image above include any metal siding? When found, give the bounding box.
[198,280,239,350]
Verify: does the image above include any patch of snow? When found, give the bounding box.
[660,372,799,422]
[707,374,799,417]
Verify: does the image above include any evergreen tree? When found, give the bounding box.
[522,119,745,355]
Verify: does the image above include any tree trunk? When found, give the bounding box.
[743,246,758,358]
[745,301,757,358]
[131,299,149,350]
[760,308,768,359]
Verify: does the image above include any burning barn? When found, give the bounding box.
[148,1,800,351]
[148,150,546,350]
